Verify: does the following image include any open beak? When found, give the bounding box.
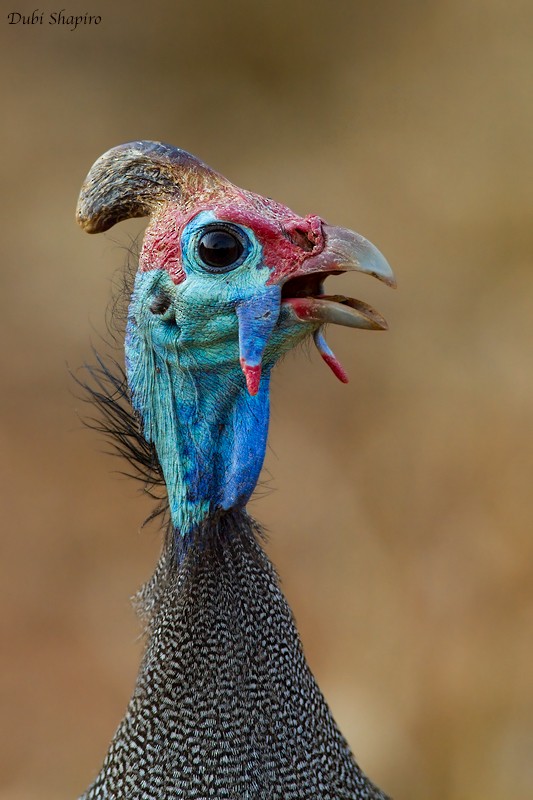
[237,223,395,395]
[280,224,395,383]
[281,224,395,331]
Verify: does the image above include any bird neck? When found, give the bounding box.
[81,511,383,799]
[126,319,272,535]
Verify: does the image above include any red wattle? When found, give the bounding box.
[320,352,349,383]
[312,330,349,384]
[240,359,262,396]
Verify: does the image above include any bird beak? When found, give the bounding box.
[281,223,395,331]
[303,224,395,287]
[280,223,395,383]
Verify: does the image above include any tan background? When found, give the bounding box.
[1,2,532,798]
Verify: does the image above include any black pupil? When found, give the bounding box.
[198,229,243,269]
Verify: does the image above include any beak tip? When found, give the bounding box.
[370,260,396,289]
[319,224,396,289]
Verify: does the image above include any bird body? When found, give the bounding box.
[81,513,387,799]
[76,142,394,799]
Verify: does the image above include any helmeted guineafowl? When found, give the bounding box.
[75,141,395,799]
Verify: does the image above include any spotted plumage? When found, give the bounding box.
[81,513,387,800]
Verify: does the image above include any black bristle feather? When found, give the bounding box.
[72,244,170,526]
[74,353,166,495]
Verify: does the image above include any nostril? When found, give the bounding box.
[283,216,323,252]
[285,226,315,252]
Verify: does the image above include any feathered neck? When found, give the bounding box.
[80,509,387,800]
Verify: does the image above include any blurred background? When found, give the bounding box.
[1,1,532,798]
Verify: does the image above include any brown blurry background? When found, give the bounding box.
[1,1,532,798]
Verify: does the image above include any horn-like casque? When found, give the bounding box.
[76,140,230,234]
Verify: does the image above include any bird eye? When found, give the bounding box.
[197,226,245,272]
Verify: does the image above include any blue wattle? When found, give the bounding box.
[218,373,270,510]
[236,286,281,367]
[125,271,274,538]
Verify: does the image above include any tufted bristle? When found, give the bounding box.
[74,351,170,522]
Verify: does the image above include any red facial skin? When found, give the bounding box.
[139,188,326,286]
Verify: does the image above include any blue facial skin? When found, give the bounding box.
[125,211,310,538]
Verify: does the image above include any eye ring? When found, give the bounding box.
[196,223,247,273]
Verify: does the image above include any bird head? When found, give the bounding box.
[77,141,394,537]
